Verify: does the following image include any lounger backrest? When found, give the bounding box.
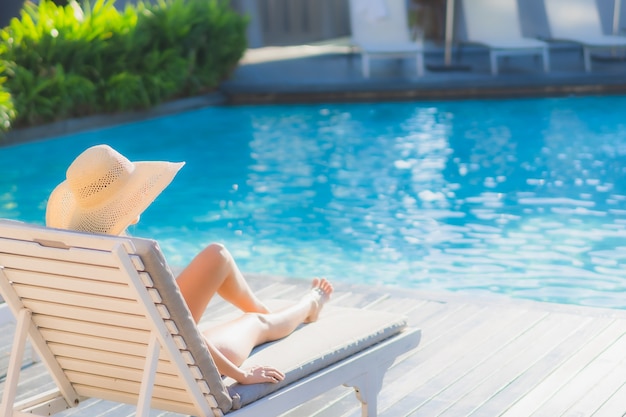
[544,0,604,38]
[349,0,412,44]
[462,0,523,40]
[0,220,232,416]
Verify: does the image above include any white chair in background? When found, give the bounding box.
[544,0,626,72]
[460,0,550,75]
[348,0,425,78]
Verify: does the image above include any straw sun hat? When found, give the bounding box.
[46,144,184,236]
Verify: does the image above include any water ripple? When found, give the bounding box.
[1,97,626,309]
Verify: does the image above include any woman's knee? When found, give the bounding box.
[199,243,233,268]
[202,242,227,257]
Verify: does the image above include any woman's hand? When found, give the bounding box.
[238,365,285,385]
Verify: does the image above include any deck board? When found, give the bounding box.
[2,275,626,417]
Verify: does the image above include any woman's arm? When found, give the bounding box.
[203,336,284,384]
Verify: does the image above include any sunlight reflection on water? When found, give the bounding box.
[1,95,625,308]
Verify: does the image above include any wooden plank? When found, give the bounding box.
[324,303,488,417]
[63,368,187,396]
[39,329,183,363]
[500,319,626,417]
[74,384,198,416]
[530,330,626,416]
[0,236,143,270]
[588,379,626,416]
[375,308,547,417]
[437,315,615,416]
[562,351,626,415]
[0,222,135,253]
[5,269,135,300]
[5,273,626,417]
[363,297,429,316]
[50,343,179,376]
[0,253,132,284]
[24,300,148,330]
[279,386,354,417]
[378,311,508,414]
[12,362,57,404]
[388,310,589,416]
[428,314,604,416]
[60,400,134,417]
[32,315,150,344]
[14,285,143,315]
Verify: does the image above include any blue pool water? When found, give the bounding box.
[2,96,626,308]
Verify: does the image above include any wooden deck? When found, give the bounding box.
[2,274,626,417]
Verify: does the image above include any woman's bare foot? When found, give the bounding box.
[304,277,333,323]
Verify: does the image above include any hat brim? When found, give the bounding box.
[46,161,184,235]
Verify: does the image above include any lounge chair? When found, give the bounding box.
[0,219,420,417]
[459,0,550,75]
[348,0,424,78]
[544,0,626,72]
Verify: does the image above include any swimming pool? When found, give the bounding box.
[2,95,625,309]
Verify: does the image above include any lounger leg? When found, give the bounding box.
[583,48,591,72]
[416,53,424,77]
[543,48,550,72]
[136,333,160,417]
[490,52,498,75]
[345,368,386,417]
[1,308,31,417]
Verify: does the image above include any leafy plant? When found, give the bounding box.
[130,0,248,95]
[0,0,248,130]
[0,63,16,133]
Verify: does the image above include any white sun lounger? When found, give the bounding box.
[348,0,424,78]
[460,0,550,75]
[544,0,626,72]
[0,219,420,417]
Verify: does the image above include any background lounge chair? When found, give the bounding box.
[0,220,420,417]
[348,0,424,78]
[544,0,626,72]
[460,0,550,75]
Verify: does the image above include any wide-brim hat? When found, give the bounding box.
[46,144,184,235]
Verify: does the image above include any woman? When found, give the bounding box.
[45,144,333,385]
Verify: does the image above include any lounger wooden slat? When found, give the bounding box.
[0,225,136,252]
[38,329,188,361]
[11,285,144,314]
[73,384,203,415]
[42,329,190,365]
[49,344,180,375]
[68,376,191,405]
[32,315,150,343]
[57,357,186,390]
[0,236,145,271]
[23,300,149,330]
[3,269,133,299]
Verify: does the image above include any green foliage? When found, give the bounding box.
[133,0,248,94]
[0,63,16,133]
[0,0,247,130]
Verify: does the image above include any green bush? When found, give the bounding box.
[0,63,16,133]
[0,0,247,129]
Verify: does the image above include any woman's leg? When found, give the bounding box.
[176,243,269,323]
[203,278,333,366]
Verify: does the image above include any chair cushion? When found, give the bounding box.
[223,302,407,409]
